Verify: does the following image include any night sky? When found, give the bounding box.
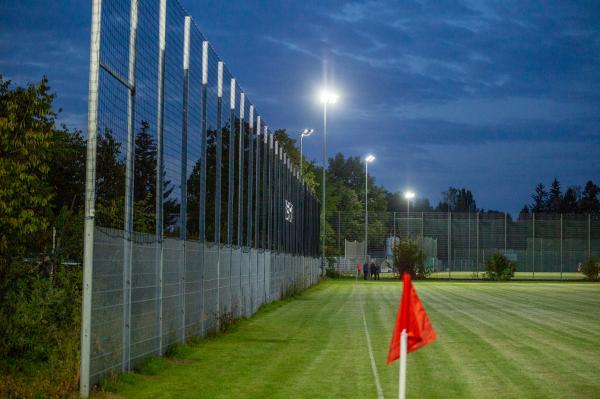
[1,0,599,214]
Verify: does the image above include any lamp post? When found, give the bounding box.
[404,191,415,238]
[364,155,375,263]
[319,89,338,275]
[299,128,314,177]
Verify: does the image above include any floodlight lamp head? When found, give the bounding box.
[404,191,415,200]
[365,154,375,163]
[302,128,314,137]
[319,89,339,104]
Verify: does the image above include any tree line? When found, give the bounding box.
[524,178,600,214]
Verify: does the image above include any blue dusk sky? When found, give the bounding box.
[1,0,599,213]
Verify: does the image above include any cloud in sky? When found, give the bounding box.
[0,0,598,213]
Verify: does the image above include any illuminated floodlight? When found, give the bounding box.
[319,89,339,104]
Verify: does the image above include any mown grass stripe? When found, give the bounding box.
[99,280,600,399]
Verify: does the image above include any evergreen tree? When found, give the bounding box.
[530,183,548,213]
[578,180,600,213]
[94,128,125,228]
[547,178,562,213]
[561,186,579,213]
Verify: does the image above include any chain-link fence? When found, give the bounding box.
[330,211,600,279]
[80,0,321,395]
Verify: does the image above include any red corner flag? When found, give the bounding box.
[387,273,436,364]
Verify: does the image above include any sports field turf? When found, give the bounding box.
[428,271,585,280]
[99,279,600,398]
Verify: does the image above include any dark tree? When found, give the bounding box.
[518,205,530,220]
[561,186,579,214]
[436,187,477,212]
[133,121,156,203]
[547,178,562,213]
[48,128,86,211]
[94,129,126,228]
[328,153,365,193]
[578,180,600,213]
[530,183,548,213]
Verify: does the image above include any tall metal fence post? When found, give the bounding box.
[267,131,273,300]
[237,93,245,247]
[80,0,102,395]
[228,78,236,314]
[268,132,273,251]
[215,61,223,329]
[532,213,535,280]
[588,213,592,258]
[155,0,167,356]
[237,92,245,313]
[476,212,479,278]
[254,116,261,307]
[560,213,563,281]
[122,0,139,369]
[262,128,268,252]
[467,211,471,269]
[246,106,254,247]
[262,127,268,301]
[448,211,451,279]
[254,116,261,249]
[273,141,279,253]
[504,212,507,252]
[199,40,209,335]
[246,107,254,310]
[178,15,191,344]
[227,79,236,245]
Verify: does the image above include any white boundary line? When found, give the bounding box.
[358,285,385,399]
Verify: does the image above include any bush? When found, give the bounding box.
[580,256,599,281]
[325,266,342,279]
[324,256,342,279]
[392,239,428,279]
[0,263,82,398]
[484,253,516,281]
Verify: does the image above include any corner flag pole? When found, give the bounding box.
[399,329,407,399]
[388,273,436,399]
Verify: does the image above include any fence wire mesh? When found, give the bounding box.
[81,0,321,394]
[330,211,600,279]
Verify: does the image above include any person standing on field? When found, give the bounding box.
[363,261,369,280]
[370,261,376,280]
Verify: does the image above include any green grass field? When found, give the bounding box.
[428,271,586,280]
[99,279,600,398]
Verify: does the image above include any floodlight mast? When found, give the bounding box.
[364,154,375,263]
[319,89,339,275]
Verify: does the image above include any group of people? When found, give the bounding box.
[358,261,380,280]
